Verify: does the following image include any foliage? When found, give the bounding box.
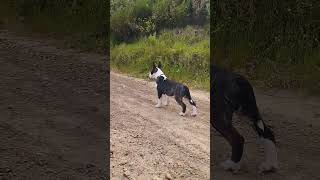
[211,0,320,93]
[111,26,210,90]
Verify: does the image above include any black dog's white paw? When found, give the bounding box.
[179,112,186,116]
[155,104,161,108]
[258,138,279,173]
[191,106,197,117]
[258,161,279,174]
[221,160,240,173]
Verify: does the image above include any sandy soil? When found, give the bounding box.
[110,73,210,179]
[111,74,320,180]
[0,30,108,179]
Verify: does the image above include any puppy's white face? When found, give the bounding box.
[149,66,164,80]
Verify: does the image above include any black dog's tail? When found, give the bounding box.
[184,86,196,107]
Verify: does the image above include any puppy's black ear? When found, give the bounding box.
[152,62,156,68]
[158,61,162,69]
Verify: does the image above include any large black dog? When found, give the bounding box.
[211,65,278,173]
[149,62,197,116]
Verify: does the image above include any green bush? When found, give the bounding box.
[212,0,319,93]
[110,7,135,42]
[111,26,210,90]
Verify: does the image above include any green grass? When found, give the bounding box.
[111,26,210,90]
[213,37,320,95]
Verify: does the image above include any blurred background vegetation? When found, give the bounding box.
[211,0,320,94]
[0,0,318,93]
[110,0,210,90]
[0,0,107,52]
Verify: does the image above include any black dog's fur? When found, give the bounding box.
[211,65,277,172]
[149,62,197,116]
[156,76,196,113]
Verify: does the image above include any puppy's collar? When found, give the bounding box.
[159,74,167,80]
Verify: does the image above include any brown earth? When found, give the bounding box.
[110,73,210,179]
[0,30,108,179]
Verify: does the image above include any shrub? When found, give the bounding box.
[111,26,210,89]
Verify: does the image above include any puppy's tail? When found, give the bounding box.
[184,86,196,107]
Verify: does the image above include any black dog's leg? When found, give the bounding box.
[240,104,278,173]
[175,96,186,116]
[184,86,197,116]
[155,91,163,108]
[213,107,244,173]
[236,76,278,173]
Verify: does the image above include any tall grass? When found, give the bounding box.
[111,26,210,90]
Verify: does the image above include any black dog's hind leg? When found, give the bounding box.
[240,106,278,173]
[237,78,278,173]
[175,96,186,116]
[184,86,197,116]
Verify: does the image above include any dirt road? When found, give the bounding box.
[110,73,210,179]
[0,30,108,179]
[111,73,320,180]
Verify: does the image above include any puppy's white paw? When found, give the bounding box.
[191,106,197,117]
[163,102,168,106]
[179,112,185,116]
[258,138,278,173]
[155,104,161,108]
[221,160,240,173]
[258,161,278,174]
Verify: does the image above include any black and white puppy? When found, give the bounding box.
[148,62,197,117]
[211,65,278,173]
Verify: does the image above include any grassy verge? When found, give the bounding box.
[0,0,107,53]
[213,37,320,95]
[111,26,210,90]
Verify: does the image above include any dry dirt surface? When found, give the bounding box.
[111,74,320,180]
[0,30,108,179]
[110,73,210,179]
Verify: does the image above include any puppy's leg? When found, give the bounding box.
[242,109,278,173]
[175,96,186,116]
[217,127,244,173]
[254,120,278,173]
[188,98,197,117]
[213,107,244,173]
[162,94,169,106]
[185,87,197,116]
[155,92,162,108]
